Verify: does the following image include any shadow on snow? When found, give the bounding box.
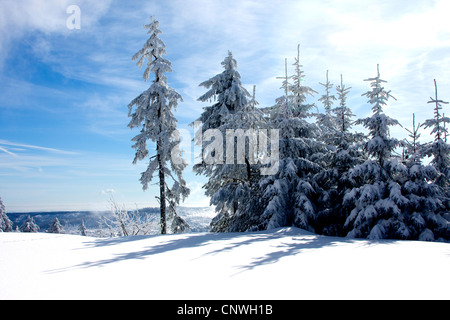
[46,228,393,274]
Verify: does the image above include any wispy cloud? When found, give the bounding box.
[0,139,78,155]
[0,146,17,157]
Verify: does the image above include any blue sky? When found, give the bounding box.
[0,0,449,212]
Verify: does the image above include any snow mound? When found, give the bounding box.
[0,228,449,299]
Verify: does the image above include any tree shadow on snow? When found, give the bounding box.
[46,228,384,274]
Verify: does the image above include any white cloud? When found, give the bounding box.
[0,0,113,68]
[0,139,78,155]
[0,146,17,157]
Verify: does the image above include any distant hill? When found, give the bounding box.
[7,207,216,235]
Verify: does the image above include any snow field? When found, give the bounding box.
[0,228,449,300]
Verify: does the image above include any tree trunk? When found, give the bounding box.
[157,141,167,234]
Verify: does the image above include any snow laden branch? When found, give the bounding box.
[100,197,156,236]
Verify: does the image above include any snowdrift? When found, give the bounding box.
[0,227,449,299]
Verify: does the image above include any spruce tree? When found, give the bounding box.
[194,52,266,232]
[421,79,450,189]
[288,44,317,117]
[316,70,337,135]
[314,75,366,236]
[333,74,355,134]
[79,219,87,236]
[343,65,406,239]
[0,197,13,232]
[20,216,39,233]
[128,17,190,234]
[404,113,423,166]
[250,51,323,232]
[48,217,64,234]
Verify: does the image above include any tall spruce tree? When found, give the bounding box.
[128,17,190,234]
[314,75,366,236]
[316,70,337,135]
[0,197,13,232]
[194,52,266,232]
[422,79,450,189]
[404,113,423,166]
[288,44,318,117]
[342,65,406,239]
[248,50,323,232]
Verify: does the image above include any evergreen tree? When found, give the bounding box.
[128,17,190,234]
[316,70,337,134]
[47,217,64,234]
[314,75,366,236]
[0,196,13,232]
[193,52,266,232]
[340,67,449,241]
[20,216,39,233]
[421,79,450,189]
[196,51,251,130]
[288,44,318,117]
[245,51,323,232]
[343,65,406,239]
[79,219,87,236]
[403,113,423,166]
[209,86,269,232]
[333,74,355,134]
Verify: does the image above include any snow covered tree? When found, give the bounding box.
[357,64,401,164]
[101,197,157,236]
[79,219,87,236]
[339,67,450,241]
[0,196,13,232]
[239,52,324,232]
[254,114,323,231]
[128,17,190,234]
[209,86,269,232]
[193,51,268,232]
[403,113,423,166]
[342,65,406,239]
[20,216,39,233]
[333,74,354,134]
[421,79,450,189]
[47,217,64,234]
[196,51,251,131]
[288,44,318,117]
[313,75,367,236]
[315,70,337,135]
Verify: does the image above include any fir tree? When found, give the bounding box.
[357,64,400,165]
[128,17,190,234]
[313,75,366,236]
[193,52,265,232]
[79,219,87,236]
[20,216,39,233]
[47,217,64,234]
[246,52,323,232]
[421,79,450,189]
[403,113,423,166]
[333,74,354,134]
[316,70,337,134]
[288,44,318,117]
[196,51,251,130]
[0,196,13,232]
[343,65,406,239]
[209,86,269,232]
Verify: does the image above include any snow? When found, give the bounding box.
[1,227,449,300]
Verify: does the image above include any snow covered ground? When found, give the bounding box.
[1,227,449,300]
